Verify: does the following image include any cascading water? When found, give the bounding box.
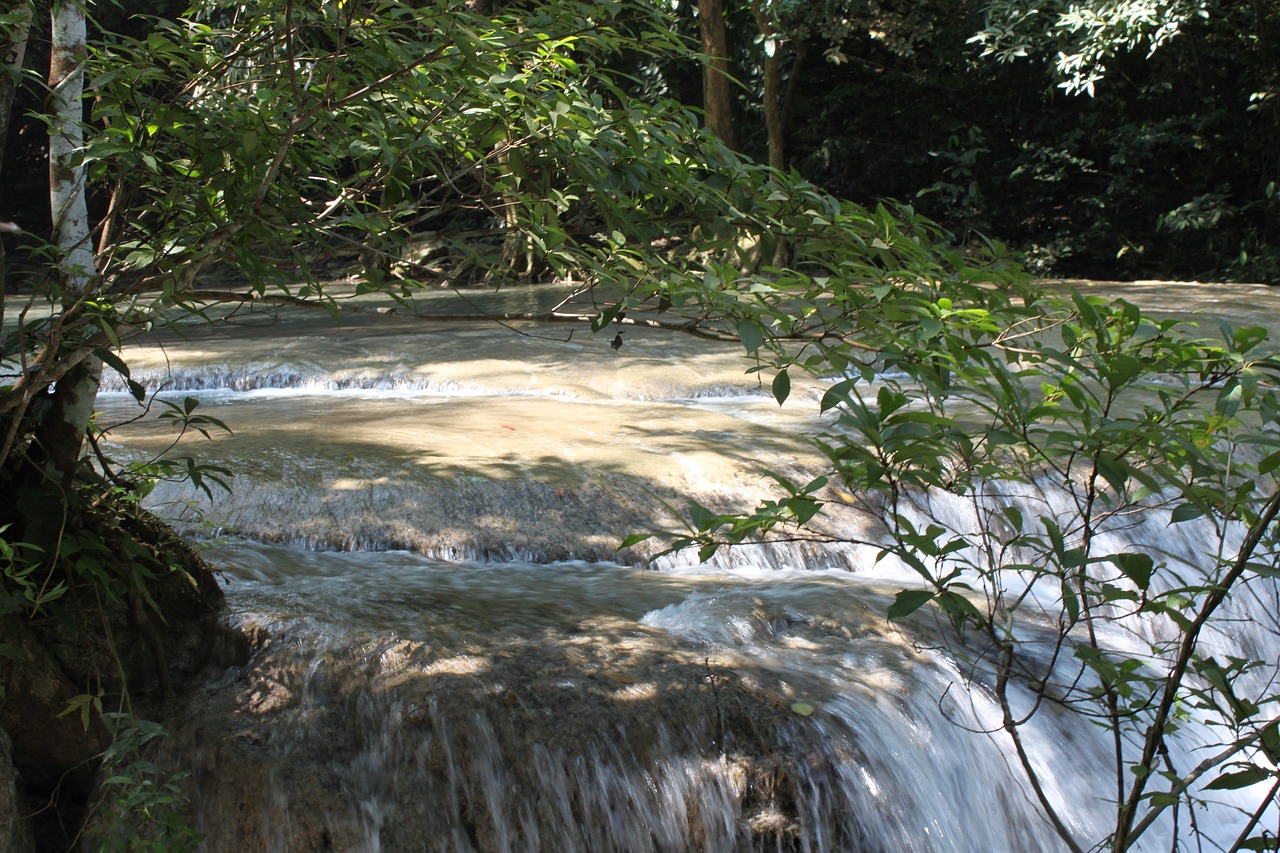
[78,282,1280,850]
[157,544,1133,852]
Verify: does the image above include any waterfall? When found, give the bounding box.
[155,546,1102,851]
[154,531,1275,851]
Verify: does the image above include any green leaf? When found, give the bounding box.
[787,496,823,524]
[738,319,765,354]
[771,369,791,405]
[687,500,717,530]
[1111,552,1155,591]
[1261,722,1280,762]
[1217,379,1243,418]
[935,590,981,626]
[591,303,622,333]
[1169,503,1205,523]
[618,533,651,549]
[1204,766,1270,790]
[1095,454,1129,495]
[820,379,854,413]
[98,317,122,349]
[888,589,935,620]
[790,701,814,716]
[1061,578,1080,623]
[1107,353,1144,387]
[1002,505,1023,533]
[1233,325,1268,352]
[1146,792,1182,808]
[94,347,131,380]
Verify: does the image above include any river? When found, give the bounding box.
[69,280,1280,849]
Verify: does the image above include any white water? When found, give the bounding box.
[64,282,1280,850]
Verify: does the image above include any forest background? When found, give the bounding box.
[4,0,1280,284]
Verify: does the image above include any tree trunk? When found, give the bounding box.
[698,0,735,148]
[0,2,31,164]
[39,0,100,488]
[750,0,788,267]
[751,0,784,173]
[780,40,806,149]
[1251,0,1280,245]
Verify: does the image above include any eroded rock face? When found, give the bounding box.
[0,482,230,849]
[0,615,106,850]
[0,728,34,853]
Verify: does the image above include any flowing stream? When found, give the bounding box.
[69,281,1280,849]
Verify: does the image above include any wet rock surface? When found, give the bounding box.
[158,613,836,852]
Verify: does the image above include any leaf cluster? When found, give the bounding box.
[659,252,1280,848]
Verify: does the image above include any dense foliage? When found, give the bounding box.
[4,0,1278,280]
[651,0,1280,281]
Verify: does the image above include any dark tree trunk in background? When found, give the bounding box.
[751,0,784,173]
[1250,0,1280,245]
[698,0,735,148]
[0,2,31,162]
[750,0,788,266]
[0,1,34,307]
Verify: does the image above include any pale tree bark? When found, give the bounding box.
[698,0,735,148]
[36,0,100,487]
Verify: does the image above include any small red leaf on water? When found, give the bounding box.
[501,425,516,430]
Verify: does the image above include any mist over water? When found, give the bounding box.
[76,282,1280,850]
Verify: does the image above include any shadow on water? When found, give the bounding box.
[96,362,836,563]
